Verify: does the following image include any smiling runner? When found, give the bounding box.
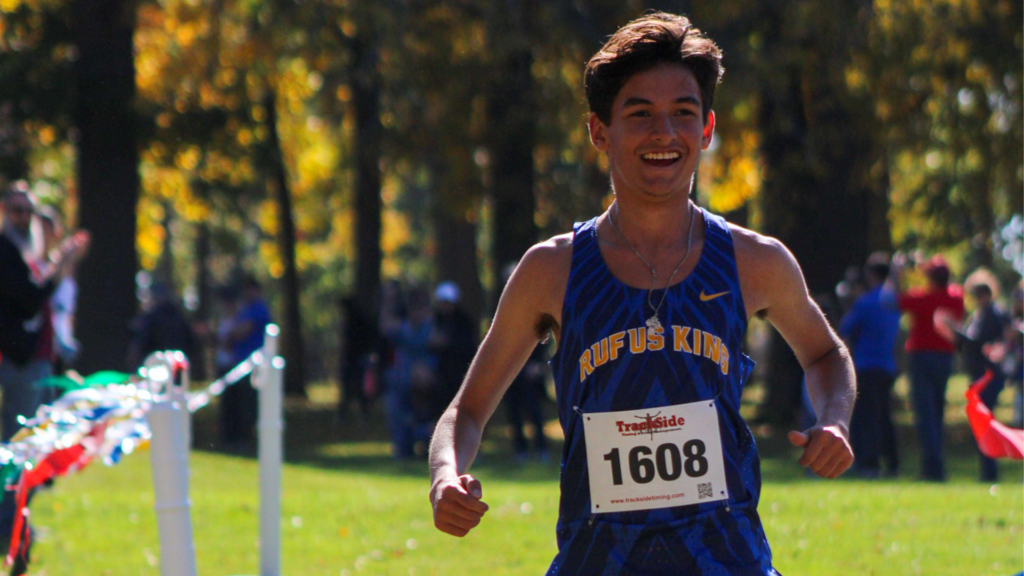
[429,12,856,575]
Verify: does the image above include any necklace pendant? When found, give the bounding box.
[646,315,663,332]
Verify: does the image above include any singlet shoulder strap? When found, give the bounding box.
[569,217,600,270]
[699,209,738,263]
[572,218,598,242]
[695,207,746,320]
[701,208,731,243]
[561,217,603,321]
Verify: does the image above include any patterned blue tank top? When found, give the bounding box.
[547,208,778,575]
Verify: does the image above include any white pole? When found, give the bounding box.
[259,324,283,576]
[148,401,198,576]
[171,350,192,452]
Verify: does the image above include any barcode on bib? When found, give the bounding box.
[698,483,712,500]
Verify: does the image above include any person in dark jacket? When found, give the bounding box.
[428,282,477,424]
[0,183,88,441]
[957,271,1010,482]
[220,276,271,446]
[339,295,377,416]
[127,282,199,371]
[0,183,87,564]
[504,344,551,463]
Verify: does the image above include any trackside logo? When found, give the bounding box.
[615,411,684,440]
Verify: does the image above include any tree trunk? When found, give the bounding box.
[262,89,306,397]
[867,153,892,254]
[0,104,29,183]
[73,0,139,373]
[487,2,537,306]
[750,65,809,427]
[753,0,884,427]
[156,200,176,291]
[351,28,383,346]
[430,161,484,333]
[194,219,212,323]
[192,218,211,380]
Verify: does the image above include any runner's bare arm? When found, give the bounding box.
[429,234,571,536]
[733,228,856,479]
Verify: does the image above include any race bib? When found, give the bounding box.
[583,400,729,514]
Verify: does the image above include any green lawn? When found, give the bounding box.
[27,377,1023,576]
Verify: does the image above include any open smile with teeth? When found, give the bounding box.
[641,151,681,166]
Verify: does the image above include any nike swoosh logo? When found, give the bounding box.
[700,290,730,302]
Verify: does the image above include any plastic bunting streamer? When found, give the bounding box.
[186,349,265,413]
[0,348,263,571]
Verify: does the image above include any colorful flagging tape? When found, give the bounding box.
[965,371,1024,460]
[0,349,262,570]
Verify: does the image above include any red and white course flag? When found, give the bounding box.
[965,371,1024,461]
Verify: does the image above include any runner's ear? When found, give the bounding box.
[588,113,610,152]
[701,111,715,150]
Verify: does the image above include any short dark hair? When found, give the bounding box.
[242,274,261,292]
[923,255,951,288]
[585,12,724,125]
[3,180,33,206]
[864,252,891,283]
[970,282,993,299]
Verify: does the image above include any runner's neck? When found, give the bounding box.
[603,198,697,254]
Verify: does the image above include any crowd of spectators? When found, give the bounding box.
[370,282,478,459]
[838,251,1021,483]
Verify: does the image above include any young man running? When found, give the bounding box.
[429,13,855,575]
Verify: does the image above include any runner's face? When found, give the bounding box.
[589,64,714,203]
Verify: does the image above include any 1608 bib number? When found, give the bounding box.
[583,401,729,513]
[603,440,707,485]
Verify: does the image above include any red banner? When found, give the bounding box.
[965,371,1024,460]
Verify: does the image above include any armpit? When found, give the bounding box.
[535,313,559,343]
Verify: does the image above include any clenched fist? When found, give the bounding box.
[430,474,489,537]
[788,424,854,479]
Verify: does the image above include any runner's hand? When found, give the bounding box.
[430,473,489,537]
[787,424,853,479]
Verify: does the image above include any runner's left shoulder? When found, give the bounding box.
[726,223,804,317]
[726,224,793,274]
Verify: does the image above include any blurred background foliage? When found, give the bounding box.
[0,0,1020,407]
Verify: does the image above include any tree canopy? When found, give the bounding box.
[1,0,1019,391]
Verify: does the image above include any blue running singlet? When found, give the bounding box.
[546,208,779,575]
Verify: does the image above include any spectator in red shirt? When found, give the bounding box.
[890,254,964,481]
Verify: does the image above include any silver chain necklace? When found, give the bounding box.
[607,202,697,332]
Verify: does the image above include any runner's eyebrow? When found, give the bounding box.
[621,97,652,108]
[620,96,701,109]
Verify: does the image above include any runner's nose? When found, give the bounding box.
[650,112,675,143]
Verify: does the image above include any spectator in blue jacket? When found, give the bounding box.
[840,252,902,478]
[220,275,271,447]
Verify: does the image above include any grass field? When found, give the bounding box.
[27,376,1023,576]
